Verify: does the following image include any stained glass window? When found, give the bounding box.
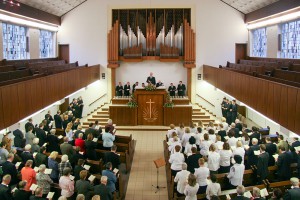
[252,27,267,57]
[281,20,300,59]
[2,23,27,60]
[39,30,53,58]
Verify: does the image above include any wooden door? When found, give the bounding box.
[59,44,70,63]
[235,43,247,63]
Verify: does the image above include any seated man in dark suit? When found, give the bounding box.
[232,185,250,200]
[94,175,113,200]
[186,147,201,173]
[229,123,240,138]
[283,177,300,200]
[2,153,19,186]
[20,144,35,167]
[103,145,120,170]
[235,119,243,132]
[13,181,31,200]
[0,174,13,200]
[156,80,163,87]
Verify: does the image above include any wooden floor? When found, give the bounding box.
[116,130,168,200]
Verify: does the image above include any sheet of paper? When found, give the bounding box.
[79,151,84,155]
[69,175,75,181]
[83,165,91,170]
[167,141,172,146]
[243,145,249,149]
[34,167,39,172]
[260,188,268,197]
[247,132,253,136]
[33,152,37,157]
[218,145,223,150]
[12,187,17,193]
[294,146,300,151]
[117,153,120,156]
[93,138,98,142]
[254,150,261,156]
[226,194,231,199]
[30,184,38,191]
[273,154,279,160]
[45,168,52,174]
[15,162,21,167]
[113,168,119,174]
[88,175,95,182]
[43,143,47,147]
[224,136,229,140]
[244,191,252,198]
[47,192,54,199]
[58,135,63,139]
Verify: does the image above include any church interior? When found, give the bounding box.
[0,0,300,200]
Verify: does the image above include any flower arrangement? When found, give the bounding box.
[127,94,138,108]
[144,83,157,91]
[164,94,174,108]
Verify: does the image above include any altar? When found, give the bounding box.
[109,88,192,126]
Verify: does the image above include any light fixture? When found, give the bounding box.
[2,0,20,7]
[247,9,300,30]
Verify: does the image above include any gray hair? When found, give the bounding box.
[76,194,85,200]
[50,129,56,135]
[39,164,46,172]
[78,133,83,138]
[24,144,31,151]
[61,154,68,162]
[182,163,187,170]
[101,175,108,183]
[33,138,39,145]
[252,187,261,197]
[252,138,258,145]
[291,177,299,186]
[58,197,67,200]
[236,185,245,195]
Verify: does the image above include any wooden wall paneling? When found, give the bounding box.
[257,80,269,114]
[41,77,51,107]
[266,83,275,119]
[57,73,64,100]
[287,87,298,132]
[242,76,251,106]
[29,80,41,113]
[17,83,27,120]
[1,85,20,127]
[279,85,288,127]
[272,84,282,123]
[295,90,300,133]
[35,78,45,109]
[0,88,4,129]
[251,77,259,110]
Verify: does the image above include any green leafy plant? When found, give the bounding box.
[164,94,174,108]
[127,95,138,108]
[144,83,157,91]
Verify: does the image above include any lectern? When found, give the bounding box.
[152,157,166,193]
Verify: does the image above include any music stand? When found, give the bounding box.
[152,158,166,193]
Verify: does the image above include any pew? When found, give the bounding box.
[273,69,300,83]
[0,65,16,72]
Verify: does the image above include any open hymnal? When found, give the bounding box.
[113,168,119,174]
[12,187,18,193]
[45,169,52,175]
[79,151,84,155]
[260,188,269,197]
[294,146,300,152]
[33,152,37,157]
[224,136,229,140]
[117,153,120,156]
[43,143,47,147]
[244,191,253,198]
[243,145,250,149]
[88,175,96,182]
[47,192,55,199]
[273,154,279,160]
[254,150,261,156]
[93,138,98,142]
[30,184,38,191]
[69,175,75,181]
[15,162,21,168]
[226,194,231,199]
[83,165,91,170]
[34,167,39,172]
[58,135,63,139]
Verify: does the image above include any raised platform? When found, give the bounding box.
[116,125,169,131]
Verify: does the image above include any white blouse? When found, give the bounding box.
[169,152,185,171]
[228,137,238,147]
[206,182,221,200]
[182,133,192,147]
[207,151,220,171]
[184,183,200,200]
[227,163,245,186]
[176,128,185,140]
[194,166,210,186]
[219,149,233,167]
[184,143,197,155]
[233,147,245,163]
[174,170,190,194]
[208,134,216,143]
[200,140,212,156]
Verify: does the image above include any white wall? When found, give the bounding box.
[116,61,187,87]
[266,25,279,58]
[57,0,248,101]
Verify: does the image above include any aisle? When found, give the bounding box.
[117,130,168,200]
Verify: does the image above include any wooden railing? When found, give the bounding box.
[0,65,100,130]
[203,65,300,134]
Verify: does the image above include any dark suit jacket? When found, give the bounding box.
[115,85,123,96]
[46,134,60,153]
[0,184,12,200]
[236,123,242,131]
[265,143,277,166]
[186,153,201,173]
[123,84,130,96]
[246,145,260,166]
[35,153,47,168]
[103,152,121,169]
[29,196,47,200]
[74,165,85,181]
[283,188,300,200]
[85,128,99,139]
[2,161,18,185]
[25,122,34,133]
[292,141,300,148]
[54,114,63,129]
[60,143,75,160]
[146,76,156,85]
[94,184,113,200]
[85,140,98,160]
[250,132,261,145]
[20,151,34,166]
[232,196,250,200]
[13,189,31,200]
[13,129,24,148]
[35,128,47,146]
[75,180,94,197]
[217,130,227,142]
[277,151,292,180]
[177,84,186,96]
[257,152,269,180]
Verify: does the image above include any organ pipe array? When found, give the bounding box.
[107,11,195,68]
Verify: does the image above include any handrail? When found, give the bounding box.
[196,94,215,107]
[89,93,107,106]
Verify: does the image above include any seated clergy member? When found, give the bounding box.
[132,81,138,93]
[103,145,121,170]
[146,72,156,85]
[177,81,186,97]
[174,163,190,196]
[283,177,300,200]
[94,176,113,200]
[115,82,123,96]
[156,80,163,87]
[168,83,176,97]
[123,82,131,96]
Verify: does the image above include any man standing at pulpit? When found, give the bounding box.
[177,81,186,97]
[115,82,123,96]
[168,83,176,97]
[124,82,131,96]
[146,72,156,85]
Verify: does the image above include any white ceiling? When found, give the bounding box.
[17,0,86,16]
[15,0,279,17]
[221,0,280,14]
